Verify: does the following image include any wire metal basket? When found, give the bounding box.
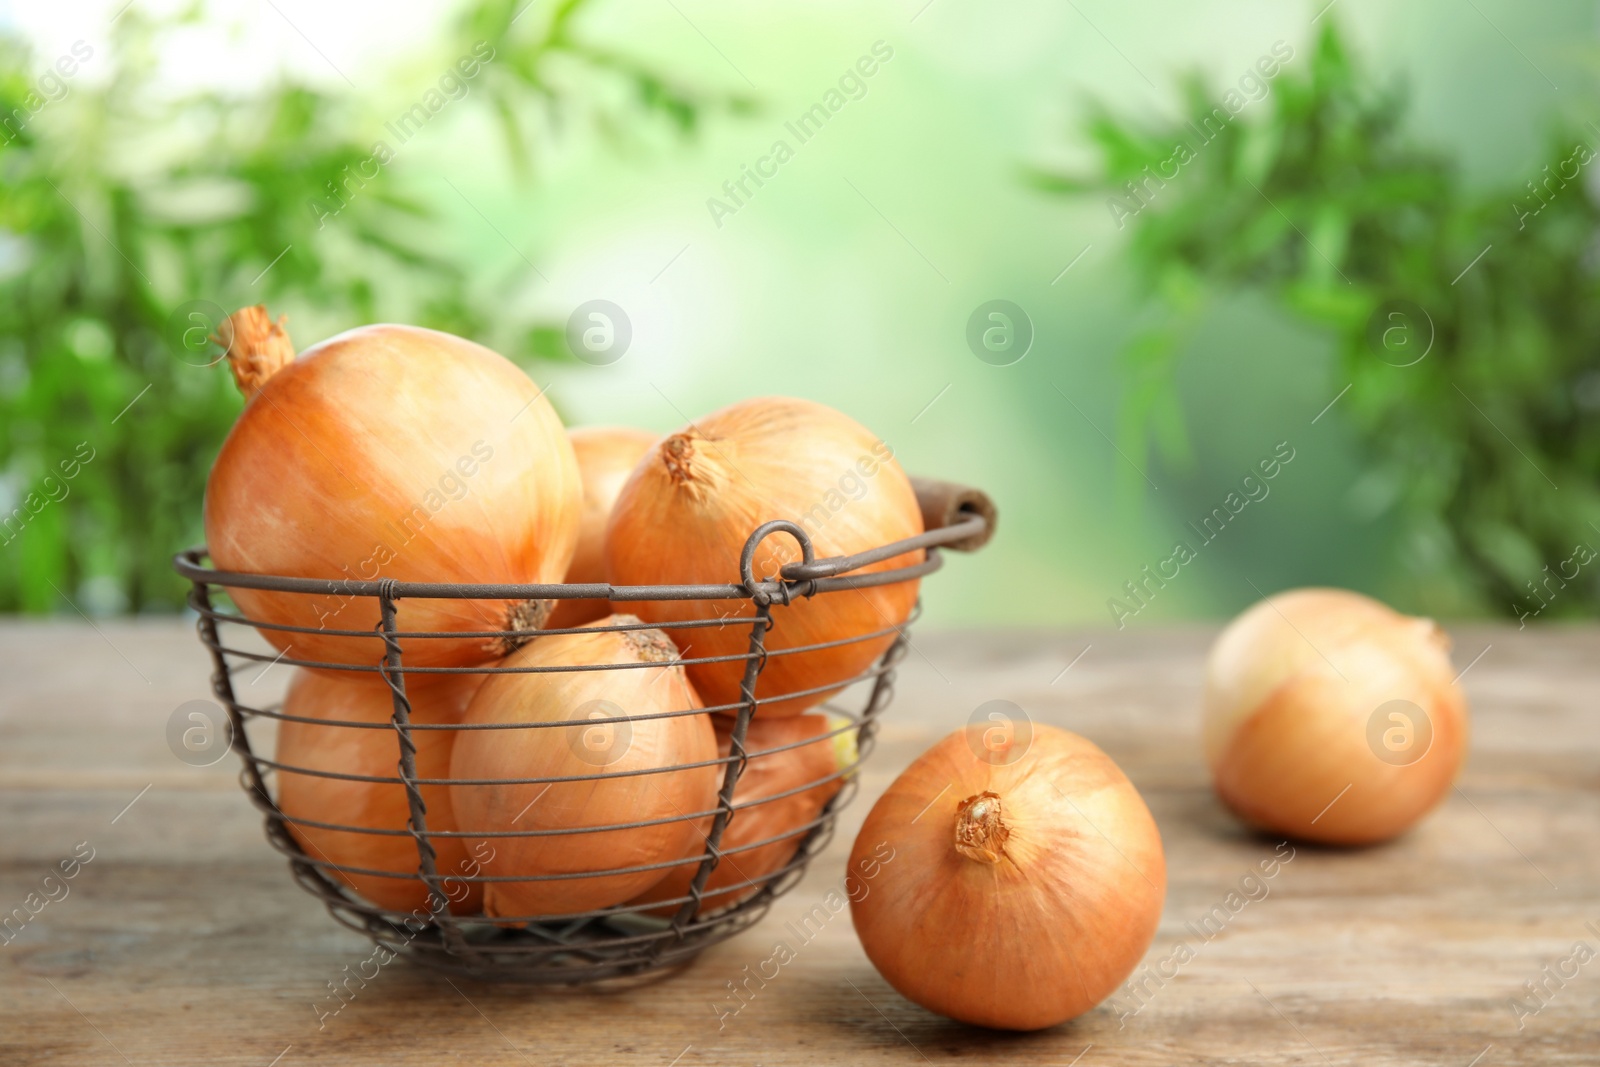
[173,477,994,984]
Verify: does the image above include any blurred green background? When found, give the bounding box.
[2,0,1595,627]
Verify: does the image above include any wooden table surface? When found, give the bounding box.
[2,619,1596,1066]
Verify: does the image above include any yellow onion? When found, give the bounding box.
[630,713,854,916]
[204,307,580,670]
[547,425,659,630]
[605,396,923,717]
[274,668,485,914]
[849,724,1165,1031]
[448,616,719,917]
[1203,587,1469,845]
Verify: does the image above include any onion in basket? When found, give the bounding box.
[604,396,924,717]
[204,306,580,670]
[547,425,659,630]
[448,616,720,918]
[629,713,854,916]
[1203,587,1469,844]
[275,668,485,915]
[848,724,1166,1031]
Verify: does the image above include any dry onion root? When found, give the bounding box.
[448,616,719,918]
[848,724,1165,1031]
[1202,587,1469,845]
[605,396,924,718]
[204,306,580,670]
[274,668,484,915]
[629,713,855,917]
[547,425,659,630]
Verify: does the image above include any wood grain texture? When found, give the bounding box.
[2,620,1596,1065]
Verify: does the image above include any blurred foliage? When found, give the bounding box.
[0,0,746,614]
[1040,22,1600,618]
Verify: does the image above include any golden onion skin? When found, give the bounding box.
[848,724,1166,1031]
[275,668,484,915]
[448,618,719,918]
[548,425,659,630]
[604,396,923,718]
[206,317,580,670]
[629,714,847,917]
[1202,587,1469,845]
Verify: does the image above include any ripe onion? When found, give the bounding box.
[849,724,1166,1031]
[448,616,719,917]
[547,425,659,630]
[605,396,924,717]
[630,713,854,916]
[275,668,484,914]
[204,306,580,669]
[1203,587,1469,845]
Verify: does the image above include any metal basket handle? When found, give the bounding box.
[778,476,996,582]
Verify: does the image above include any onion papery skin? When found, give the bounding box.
[448,616,719,918]
[848,725,1166,1031]
[274,668,484,915]
[205,317,580,671]
[604,397,924,718]
[548,426,659,630]
[1202,587,1469,845]
[629,713,849,917]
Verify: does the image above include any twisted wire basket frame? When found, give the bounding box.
[173,481,991,984]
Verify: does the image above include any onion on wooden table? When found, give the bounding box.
[1202,586,1469,845]
[848,723,1166,1031]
